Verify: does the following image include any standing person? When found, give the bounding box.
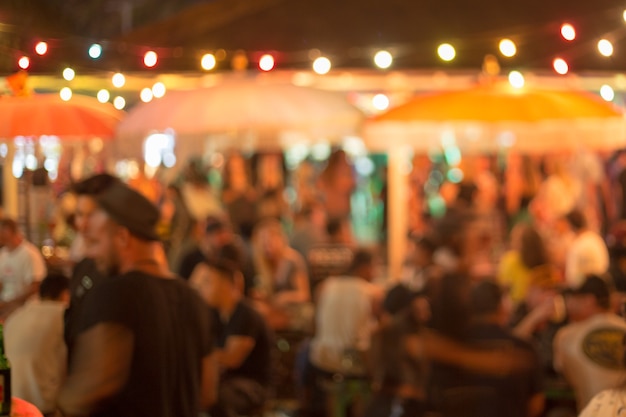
[0,218,47,319]
[190,246,273,417]
[57,175,217,417]
[4,273,69,416]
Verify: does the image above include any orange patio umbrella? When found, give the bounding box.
[0,93,124,140]
[363,81,626,153]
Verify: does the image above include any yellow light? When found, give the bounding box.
[143,51,158,67]
[623,10,626,22]
[553,58,569,75]
[201,53,216,70]
[598,39,614,57]
[60,87,72,101]
[374,50,393,69]
[113,96,126,110]
[62,67,75,81]
[600,85,615,101]
[312,57,331,74]
[97,89,110,103]
[372,94,390,110]
[437,43,456,62]
[18,56,30,70]
[140,88,153,103]
[259,54,275,71]
[499,39,516,58]
[508,71,525,88]
[112,72,125,88]
[152,82,166,98]
[35,41,48,55]
[561,24,576,41]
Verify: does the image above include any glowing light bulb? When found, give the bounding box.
[88,44,102,59]
[113,96,126,110]
[62,67,75,81]
[499,39,516,57]
[553,58,569,75]
[97,89,110,103]
[372,94,390,110]
[140,88,153,103]
[600,85,615,101]
[437,43,456,62]
[201,53,216,70]
[35,41,48,55]
[508,71,525,88]
[312,57,331,74]
[561,24,576,41]
[112,72,125,88]
[259,54,275,71]
[152,82,166,98]
[60,87,72,101]
[374,50,393,69]
[143,51,158,67]
[18,56,30,70]
[598,39,614,57]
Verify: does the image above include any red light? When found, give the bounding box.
[17,56,30,70]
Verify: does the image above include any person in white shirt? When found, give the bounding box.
[553,275,626,411]
[564,210,609,288]
[4,273,69,415]
[0,218,47,318]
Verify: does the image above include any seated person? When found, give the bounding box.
[191,246,273,417]
[553,275,626,411]
[5,273,70,416]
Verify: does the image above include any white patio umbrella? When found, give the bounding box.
[115,79,364,158]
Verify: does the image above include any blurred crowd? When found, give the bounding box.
[2,148,626,417]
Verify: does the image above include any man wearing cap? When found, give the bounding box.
[553,274,626,410]
[57,174,217,417]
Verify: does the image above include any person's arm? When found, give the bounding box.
[58,323,133,417]
[200,351,219,409]
[527,393,545,417]
[216,335,255,369]
[273,255,310,305]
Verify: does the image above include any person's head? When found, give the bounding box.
[39,273,70,303]
[382,284,430,326]
[71,173,161,275]
[348,248,375,281]
[470,280,512,326]
[202,215,233,255]
[326,217,352,244]
[411,235,437,267]
[565,209,587,233]
[253,217,287,261]
[519,224,549,269]
[203,253,241,309]
[569,274,612,320]
[0,218,22,250]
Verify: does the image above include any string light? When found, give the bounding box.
[143,51,158,67]
[112,72,126,88]
[499,39,516,57]
[17,56,30,70]
[201,53,216,70]
[35,41,47,55]
[553,58,569,75]
[374,50,393,69]
[313,57,331,74]
[62,67,75,81]
[561,24,576,41]
[97,89,110,103]
[88,43,102,59]
[598,39,614,57]
[437,43,456,62]
[259,54,275,71]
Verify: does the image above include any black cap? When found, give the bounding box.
[92,177,160,241]
[572,275,612,308]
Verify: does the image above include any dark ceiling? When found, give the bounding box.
[2,0,626,74]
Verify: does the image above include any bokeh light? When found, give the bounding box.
[60,87,72,101]
[88,44,102,59]
[143,51,158,67]
[62,67,75,81]
[598,39,614,57]
[113,96,126,110]
[112,72,126,88]
[35,41,48,55]
[600,85,615,101]
[499,39,516,57]
[140,88,153,103]
[18,56,30,70]
[372,94,390,110]
[553,58,569,75]
[201,53,216,70]
[313,57,331,74]
[374,50,393,69]
[259,54,275,71]
[561,24,576,41]
[508,71,525,88]
[97,89,110,103]
[152,82,166,98]
[437,43,456,61]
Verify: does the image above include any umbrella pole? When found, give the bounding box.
[387,148,409,281]
[2,145,19,220]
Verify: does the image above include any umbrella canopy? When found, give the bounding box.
[0,93,124,140]
[116,79,364,155]
[364,82,626,154]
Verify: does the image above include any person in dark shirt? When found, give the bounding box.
[457,280,544,417]
[57,174,218,417]
[193,250,273,417]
